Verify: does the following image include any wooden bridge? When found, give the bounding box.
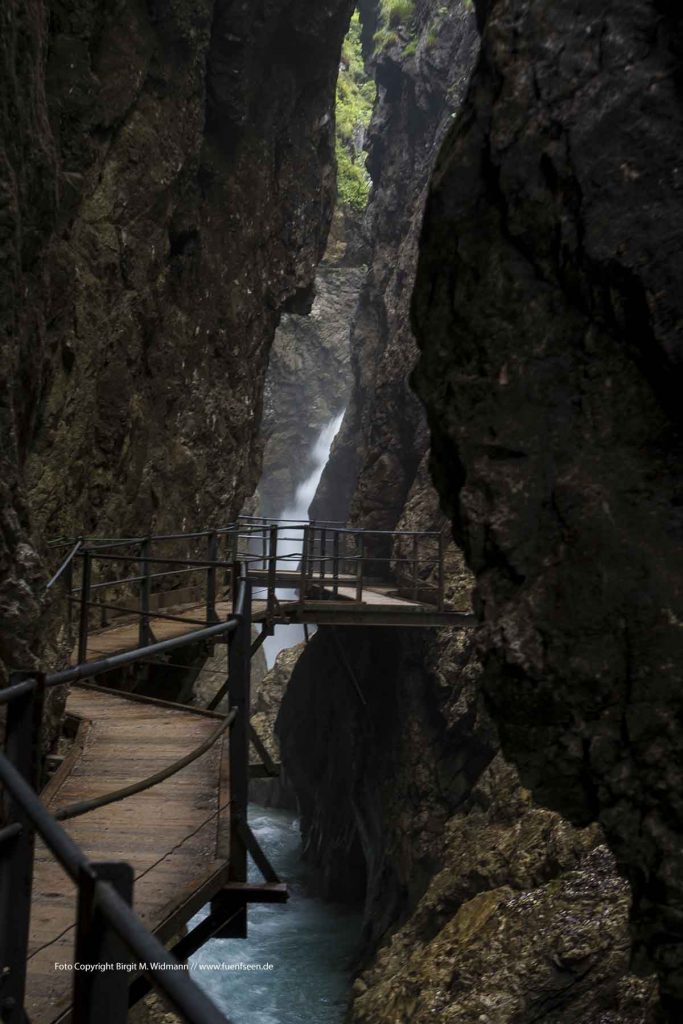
[57,517,473,663]
[0,518,473,1024]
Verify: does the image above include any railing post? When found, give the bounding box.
[308,522,317,580]
[355,534,365,603]
[268,525,278,619]
[300,526,310,605]
[412,535,419,601]
[65,553,74,637]
[78,549,92,664]
[206,532,218,624]
[319,528,326,581]
[0,673,45,1024]
[332,531,340,597]
[261,529,267,572]
[438,531,445,612]
[72,863,134,1024]
[139,538,150,647]
[225,571,251,937]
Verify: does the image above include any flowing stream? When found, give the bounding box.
[189,805,361,1023]
[192,413,359,1023]
[262,411,345,667]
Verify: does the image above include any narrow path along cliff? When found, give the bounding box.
[2,2,681,1024]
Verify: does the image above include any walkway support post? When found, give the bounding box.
[0,673,44,1024]
[73,862,134,1024]
[139,538,151,647]
[66,554,74,637]
[224,568,251,938]
[412,535,419,601]
[300,526,310,605]
[319,528,326,581]
[78,549,92,664]
[206,532,218,624]
[355,534,365,603]
[267,525,278,620]
[333,531,340,597]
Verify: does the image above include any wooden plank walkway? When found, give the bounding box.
[79,575,469,662]
[81,598,263,661]
[26,685,231,1024]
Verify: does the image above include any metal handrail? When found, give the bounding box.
[0,754,231,1024]
[0,608,243,703]
[0,572,251,1024]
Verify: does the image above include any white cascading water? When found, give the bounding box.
[262,410,345,668]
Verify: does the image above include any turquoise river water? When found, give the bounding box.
[188,805,362,1024]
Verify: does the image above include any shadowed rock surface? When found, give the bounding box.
[278,626,660,1022]
[412,0,683,1012]
[311,0,479,531]
[1,0,355,679]
[274,0,664,1018]
[257,209,365,519]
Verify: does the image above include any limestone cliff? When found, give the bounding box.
[412,0,683,1014]
[279,627,660,1023]
[0,0,355,680]
[311,0,478,530]
[274,0,663,1019]
[257,208,365,519]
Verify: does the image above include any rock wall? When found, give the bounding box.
[278,627,660,1022]
[311,0,478,529]
[275,0,665,1019]
[257,208,366,519]
[0,0,355,680]
[412,0,683,1014]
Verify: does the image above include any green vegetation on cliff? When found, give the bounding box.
[373,0,415,52]
[336,11,374,211]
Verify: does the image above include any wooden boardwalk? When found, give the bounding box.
[80,574,470,661]
[26,686,231,1024]
[81,598,261,661]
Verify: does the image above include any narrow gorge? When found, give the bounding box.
[1,2,681,1024]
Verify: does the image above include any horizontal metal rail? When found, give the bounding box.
[0,570,252,1024]
[46,616,241,688]
[0,581,246,703]
[73,597,210,628]
[0,753,231,1024]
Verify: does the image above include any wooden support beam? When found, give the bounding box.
[219,882,288,904]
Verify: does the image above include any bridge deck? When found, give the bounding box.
[81,575,470,661]
[26,686,231,1024]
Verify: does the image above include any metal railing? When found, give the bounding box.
[231,517,448,613]
[0,571,253,1024]
[45,518,452,664]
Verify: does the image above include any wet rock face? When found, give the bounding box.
[277,626,495,927]
[412,0,683,1010]
[311,0,479,528]
[272,0,666,1018]
[257,209,365,519]
[0,0,354,677]
[278,626,660,1022]
[353,842,661,1024]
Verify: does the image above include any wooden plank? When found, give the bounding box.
[25,686,231,1024]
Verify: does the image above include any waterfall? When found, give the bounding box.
[262,411,344,667]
